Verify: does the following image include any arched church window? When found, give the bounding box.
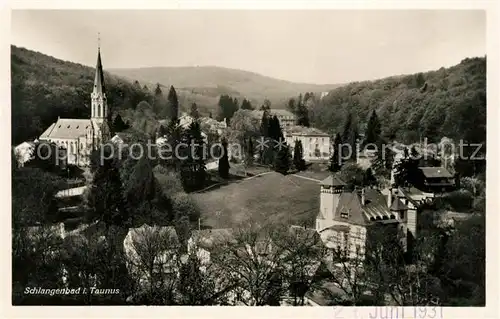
[98,104,102,117]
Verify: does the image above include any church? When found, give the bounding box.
[38,45,111,167]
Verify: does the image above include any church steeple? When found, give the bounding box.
[91,33,107,121]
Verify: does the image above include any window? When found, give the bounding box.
[399,211,405,220]
[340,208,349,219]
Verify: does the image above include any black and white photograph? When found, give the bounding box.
[7,5,494,314]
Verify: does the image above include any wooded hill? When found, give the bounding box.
[11,45,339,144]
[109,66,340,109]
[310,57,486,146]
[11,45,153,144]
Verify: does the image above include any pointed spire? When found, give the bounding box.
[93,34,105,95]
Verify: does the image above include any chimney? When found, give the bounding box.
[387,188,392,208]
[361,188,366,206]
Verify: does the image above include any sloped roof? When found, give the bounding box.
[361,188,395,221]
[93,49,106,95]
[320,175,347,187]
[332,188,396,225]
[390,198,408,211]
[39,118,92,140]
[126,224,179,248]
[191,228,235,250]
[333,192,366,225]
[419,167,453,179]
[286,125,329,136]
[250,109,296,119]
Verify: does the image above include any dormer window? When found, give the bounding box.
[340,208,349,219]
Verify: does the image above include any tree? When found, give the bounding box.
[364,110,381,145]
[124,225,180,305]
[177,254,218,305]
[218,138,230,179]
[246,138,255,166]
[153,84,168,118]
[338,163,366,191]
[179,120,207,192]
[372,138,394,177]
[260,99,271,111]
[274,145,291,175]
[189,102,200,119]
[86,148,129,229]
[210,225,285,305]
[12,225,65,304]
[329,133,343,172]
[167,85,179,121]
[123,156,158,225]
[240,99,254,110]
[276,226,327,306]
[363,168,377,186]
[393,156,420,188]
[217,95,239,124]
[287,98,296,114]
[267,116,284,146]
[12,166,63,227]
[296,99,310,127]
[293,140,306,171]
[259,110,270,138]
[113,114,129,132]
[415,72,426,88]
[162,118,184,171]
[341,113,358,162]
[25,141,66,173]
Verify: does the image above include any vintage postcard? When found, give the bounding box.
[4,1,497,318]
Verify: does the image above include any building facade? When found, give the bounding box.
[316,175,413,260]
[251,109,296,129]
[38,45,111,167]
[284,126,330,161]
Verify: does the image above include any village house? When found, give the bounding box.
[14,140,36,167]
[187,228,236,267]
[38,44,111,167]
[250,109,296,129]
[284,126,330,161]
[315,175,411,261]
[123,225,181,287]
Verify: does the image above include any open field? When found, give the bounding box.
[191,172,321,229]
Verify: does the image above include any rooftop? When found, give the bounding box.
[419,167,453,179]
[320,175,347,187]
[286,125,329,136]
[250,109,296,119]
[190,228,236,250]
[39,118,92,140]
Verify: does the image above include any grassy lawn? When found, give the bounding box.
[191,172,321,229]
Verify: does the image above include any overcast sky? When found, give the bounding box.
[11,10,485,84]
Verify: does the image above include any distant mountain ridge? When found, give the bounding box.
[108,65,341,106]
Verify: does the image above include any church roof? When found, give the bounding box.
[93,49,106,95]
[39,118,92,140]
